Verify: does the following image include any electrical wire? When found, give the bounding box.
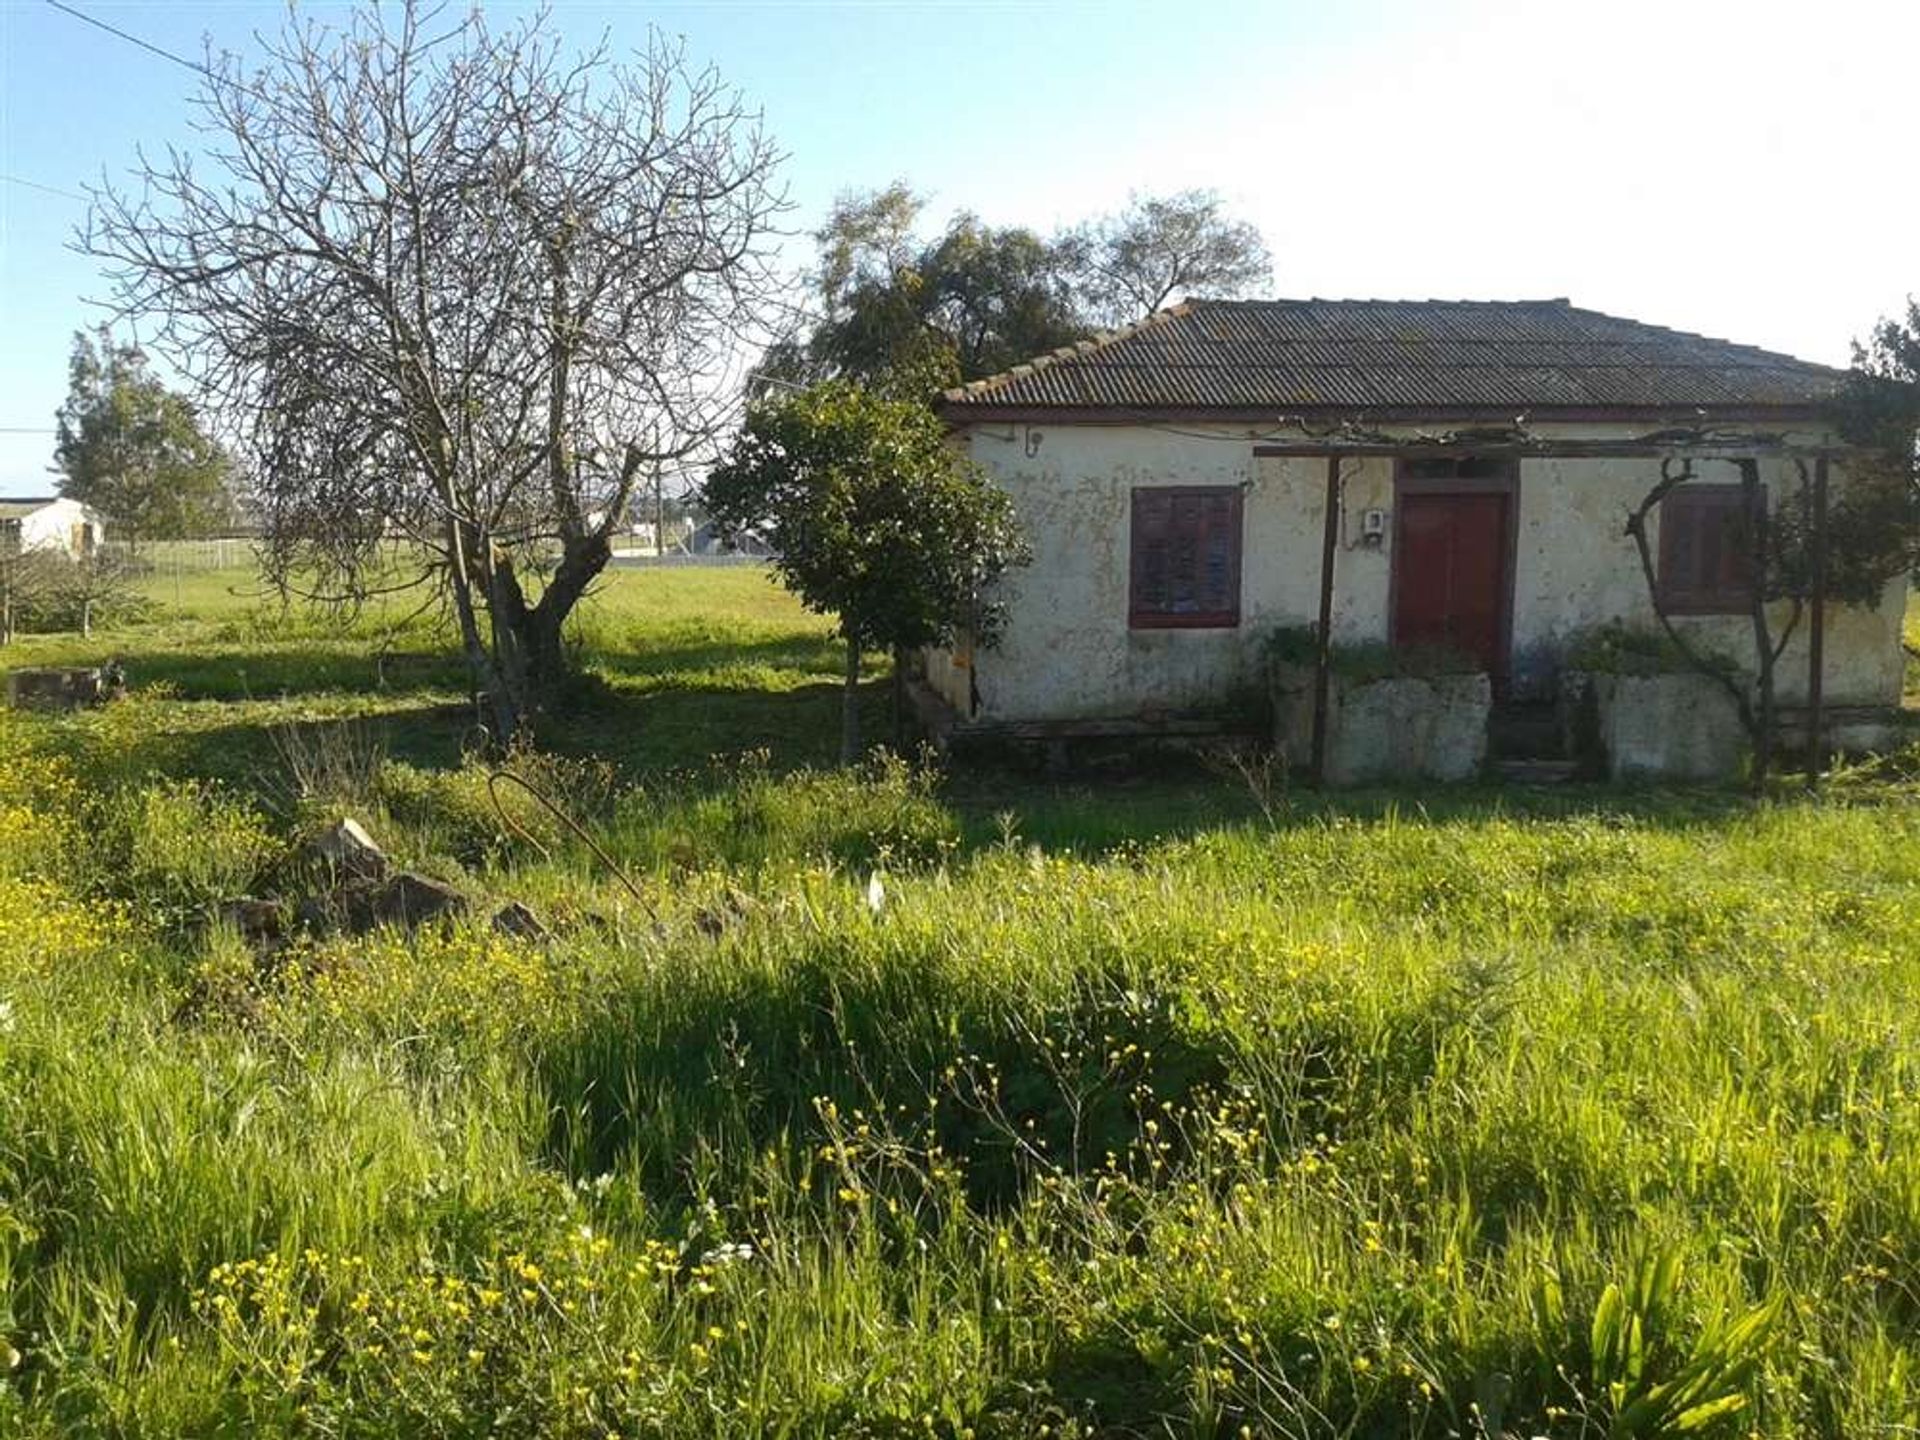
[41,0,211,77]
[1,173,86,203]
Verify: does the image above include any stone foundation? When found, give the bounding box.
[1561,670,1748,782]
[4,666,122,710]
[1275,662,1490,785]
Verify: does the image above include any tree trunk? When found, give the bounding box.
[841,638,863,765]
[523,530,613,691]
[80,597,92,639]
[442,505,517,746]
[891,644,910,751]
[1737,459,1776,791]
[486,551,532,734]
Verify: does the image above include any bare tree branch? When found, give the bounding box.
[82,1,787,739]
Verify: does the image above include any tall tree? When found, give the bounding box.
[705,381,1029,761]
[84,2,784,741]
[766,184,1271,397]
[1061,189,1272,328]
[921,215,1086,379]
[53,329,231,550]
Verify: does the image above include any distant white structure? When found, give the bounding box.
[0,497,105,560]
[687,519,772,558]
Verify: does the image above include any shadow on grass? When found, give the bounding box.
[582,630,846,681]
[537,677,877,774]
[938,754,1762,856]
[36,617,1776,861]
[63,701,477,792]
[61,644,470,702]
[535,950,1243,1216]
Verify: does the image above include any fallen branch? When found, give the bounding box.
[486,768,657,921]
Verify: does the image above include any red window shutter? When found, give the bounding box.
[1130,487,1242,628]
[1657,485,1756,615]
[1131,491,1173,615]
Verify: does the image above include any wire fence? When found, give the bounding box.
[606,549,769,568]
[122,538,770,575]
[134,538,258,574]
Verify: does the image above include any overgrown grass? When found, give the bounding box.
[0,570,1915,1437]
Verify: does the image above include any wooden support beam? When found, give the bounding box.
[1806,453,1830,786]
[1311,454,1341,784]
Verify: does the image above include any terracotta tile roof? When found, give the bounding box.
[941,298,1842,416]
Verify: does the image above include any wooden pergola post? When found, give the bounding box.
[1311,455,1341,784]
[1806,452,1830,786]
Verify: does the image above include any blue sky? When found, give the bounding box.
[2,0,1915,493]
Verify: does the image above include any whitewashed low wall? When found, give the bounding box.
[1563,670,1748,782]
[1274,661,1489,785]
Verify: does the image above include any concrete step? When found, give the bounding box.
[1488,703,1566,761]
[1494,758,1581,785]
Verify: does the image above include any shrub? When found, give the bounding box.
[1268,624,1479,681]
[1566,620,1741,677]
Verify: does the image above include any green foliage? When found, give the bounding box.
[1587,1246,1779,1437]
[1796,304,1920,607]
[0,549,147,636]
[53,328,232,544]
[771,184,1272,396]
[705,380,1031,654]
[1268,624,1479,680]
[0,568,1917,1436]
[774,186,1085,393]
[1566,622,1740,677]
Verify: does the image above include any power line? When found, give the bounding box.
[1,172,86,202]
[41,0,211,78]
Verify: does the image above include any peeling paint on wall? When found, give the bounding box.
[933,421,1908,724]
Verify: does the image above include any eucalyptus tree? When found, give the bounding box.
[762,185,1271,398]
[85,1,785,739]
[54,329,231,551]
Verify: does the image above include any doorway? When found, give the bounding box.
[1391,458,1516,679]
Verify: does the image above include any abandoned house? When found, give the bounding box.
[0,496,105,561]
[921,298,1910,777]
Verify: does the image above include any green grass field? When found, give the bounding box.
[0,563,1916,1438]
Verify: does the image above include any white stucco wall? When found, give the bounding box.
[930,420,1908,724]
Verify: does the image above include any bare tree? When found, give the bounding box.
[84,2,784,740]
[0,547,60,647]
[1061,189,1271,328]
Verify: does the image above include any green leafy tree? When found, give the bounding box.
[918,215,1085,380]
[705,381,1030,761]
[53,329,231,551]
[763,184,1272,399]
[768,188,1083,393]
[1829,302,1920,593]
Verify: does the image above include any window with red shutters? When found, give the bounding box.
[1129,486,1243,628]
[1657,484,1757,615]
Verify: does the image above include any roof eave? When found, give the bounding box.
[937,400,1839,427]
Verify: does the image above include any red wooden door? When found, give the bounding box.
[1392,492,1509,674]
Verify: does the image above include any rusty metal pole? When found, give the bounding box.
[1311,455,1341,784]
[1806,453,1829,786]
